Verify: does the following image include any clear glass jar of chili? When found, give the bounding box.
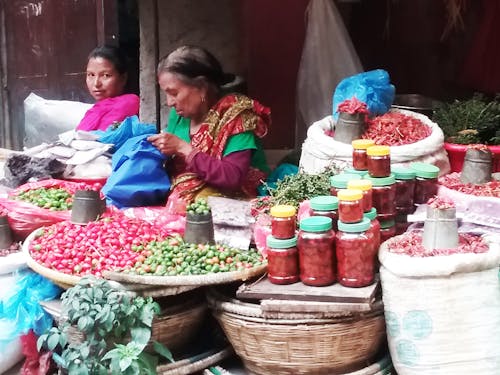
[297,216,336,286]
[410,162,440,205]
[380,219,397,244]
[270,205,296,239]
[266,235,299,285]
[347,179,373,212]
[336,218,375,287]
[364,207,381,261]
[363,174,396,221]
[367,145,391,178]
[309,195,339,231]
[337,189,364,223]
[352,139,375,170]
[392,166,416,215]
[329,173,359,196]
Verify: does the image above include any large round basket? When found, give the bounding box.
[22,228,196,296]
[207,289,386,375]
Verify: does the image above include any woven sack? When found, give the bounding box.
[299,109,450,175]
[379,236,500,374]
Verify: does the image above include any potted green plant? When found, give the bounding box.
[37,277,173,375]
[432,94,500,172]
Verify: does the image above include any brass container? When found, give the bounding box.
[71,190,105,225]
[422,206,459,250]
[333,112,366,144]
[460,148,492,184]
[0,215,13,249]
[184,212,215,245]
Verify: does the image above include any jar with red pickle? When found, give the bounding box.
[270,205,296,239]
[337,189,364,223]
[352,139,375,170]
[392,166,416,215]
[395,214,410,235]
[364,207,381,260]
[309,195,339,231]
[379,219,397,244]
[266,235,299,285]
[336,218,375,287]
[297,216,336,286]
[329,173,359,196]
[367,145,391,178]
[347,179,373,212]
[410,162,440,205]
[363,174,396,221]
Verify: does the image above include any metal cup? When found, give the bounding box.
[460,148,492,184]
[71,190,105,225]
[422,206,458,250]
[333,112,366,144]
[184,212,215,245]
[0,215,13,249]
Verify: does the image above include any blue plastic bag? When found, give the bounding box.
[0,270,61,346]
[332,69,395,120]
[102,134,171,208]
[93,115,157,150]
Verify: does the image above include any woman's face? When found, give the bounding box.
[86,57,126,101]
[158,71,206,120]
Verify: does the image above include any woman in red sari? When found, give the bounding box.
[147,45,271,213]
[76,45,139,132]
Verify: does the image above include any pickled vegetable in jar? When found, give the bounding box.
[410,162,440,205]
[337,189,364,223]
[270,205,296,239]
[266,235,299,285]
[309,195,339,231]
[352,139,375,170]
[297,216,336,286]
[343,167,369,177]
[380,219,396,243]
[347,179,373,212]
[392,166,416,214]
[329,173,359,196]
[364,207,381,260]
[363,174,396,221]
[336,218,375,287]
[367,145,391,178]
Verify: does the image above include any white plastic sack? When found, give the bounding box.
[379,237,500,374]
[23,93,92,148]
[295,0,362,144]
[299,109,450,175]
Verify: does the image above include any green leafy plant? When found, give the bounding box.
[432,94,500,145]
[37,277,173,375]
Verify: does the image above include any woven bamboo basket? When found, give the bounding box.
[207,289,386,375]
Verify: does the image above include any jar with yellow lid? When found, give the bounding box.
[347,179,373,212]
[337,189,364,223]
[270,205,296,239]
[352,139,375,170]
[367,145,391,178]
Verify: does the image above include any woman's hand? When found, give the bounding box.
[147,133,193,157]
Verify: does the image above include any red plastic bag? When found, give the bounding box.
[20,330,53,375]
[122,206,185,236]
[0,179,100,239]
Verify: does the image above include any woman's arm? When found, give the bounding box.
[186,149,252,190]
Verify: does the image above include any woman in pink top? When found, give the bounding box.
[76,46,139,131]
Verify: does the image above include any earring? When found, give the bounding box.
[201,96,206,103]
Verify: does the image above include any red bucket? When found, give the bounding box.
[444,142,500,173]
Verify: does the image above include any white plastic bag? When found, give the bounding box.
[295,0,363,143]
[23,93,92,148]
[379,238,500,374]
[299,109,451,174]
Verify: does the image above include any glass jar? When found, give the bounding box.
[410,162,440,205]
[297,216,336,286]
[337,189,364,223]
[367,145,391,178]
[347,179,373,212]
[380,219,397,244]
[392,166,416,214]
[266,235,299,285]
[343,167,369,177]
[270,205,296,239]
[352,139,375,170]
[336,218,375,287]
[364,207,381,261]
[395,214,410,235]
[329,173,359,196]
[309,195,339,231]
[363,174,396,221]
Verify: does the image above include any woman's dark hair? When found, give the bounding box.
[157,45,232,88]
[88,45,128,75]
